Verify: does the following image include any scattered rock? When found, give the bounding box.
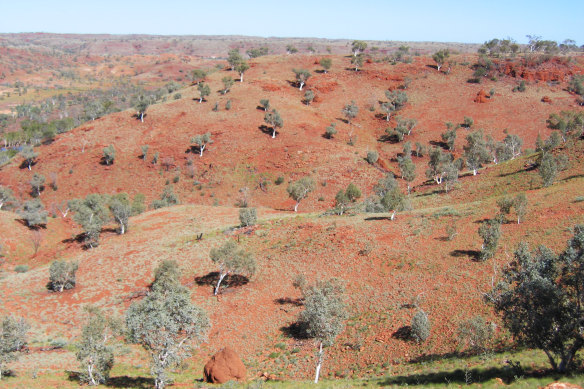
[494,377,505,385]
[203,347,246,384]
[474,89,489,103]
[541,96,553,103]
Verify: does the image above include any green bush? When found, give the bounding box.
[14,265,29,273]
[239,208,257,227]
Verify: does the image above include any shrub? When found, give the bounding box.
[366,151,379,164]
[48,260,78,292]
[239,208,257,227]
[411,310,430,343]
[14,265,29,273]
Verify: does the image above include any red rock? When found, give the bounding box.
[203,347,246,384]
[541,96,552,103]
[474,89,489,103]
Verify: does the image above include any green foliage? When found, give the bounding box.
[389,116,416,142]
[366,150,379,164]
[126,261,210,389]
[131,193,146,216]
[351,40,367,56]
[320,57,332,72]
[334,183,361,215]
[197,82,211,102]
[274,176,285,185]
[69,194,109,248]
[479,38,520,57]
[29,173,45,197]
[381,90,408,121]
[259,99,270,111]
[415,142,426,157]
[342,101,359,124]
[134,95,150,122]
[300,278,347,347]
[48,260,79,292]
[287,177,315,212]
[324,123,337,139]
[538,152,564,187]
[463,116,474,128]
[496,196,514,222]
[246,46,268,58]
[191,69,207,85]
[293,69,311,90]
[235,61,249,82]
[286,44,298,54]
[152,185,179,209]
[264,109,283,138]
[0,316,29,380]
[140,145,149,160]
[227,49,243,70]
[351,54,364,71]
[191,132,212,157]
[221,76,234,94]
[210,240,256,295]
[398,155,416,193]
[567,75,584,96]
[441,122,459,150]
[546,111,584,141]
[19,198,48,227]
[432,49,450,71]
[463,130,490,175]
[303,90,315,105]
[102,145,115,165]
[457,315,494,354]
[425,146,454,186]
[514,193,528,224]
[109,194,131,235]
[478,219,501,261]
[225,100,231,110]
[512,81,526,92]
[19,145,38,170]
[491,226,584,372]
[76,306,118,385]
[14,265,29,273]
[239,207,257,227]
[411,310,430,343]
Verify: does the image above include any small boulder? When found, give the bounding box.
[541,96,553,103]
[203,347,246,384]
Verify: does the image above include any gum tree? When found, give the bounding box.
[287,177,315,212]
[299,278,347,383]
[126,261,210,389]
[293,69,311,90]
[264,109,283,138]
[191,132,212,157]
[209,240,256,296]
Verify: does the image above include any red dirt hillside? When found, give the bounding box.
[1,40,584,387]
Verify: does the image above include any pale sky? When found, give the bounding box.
[2,0,582,45]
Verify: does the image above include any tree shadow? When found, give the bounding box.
[378,133,400,144]
[335,117,349,124]
[280,321,310,340]
[274,297,303,306]
[392,325,412,341]
[259,125,277,137]
[16,219,47,230]
[562,174,584,182]
[286,80,300,89]
[256,105,267,111]
[450,249,480,261]
[426,64,438,70]
[365,216,391,221]
[67,371,154,388]
[194,272,249,289]
[429,140,448,149]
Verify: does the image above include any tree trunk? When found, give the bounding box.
[299,82,304,91]
[294,202,299,212]
[140,112,144,123]
[407,184,411,194]
[200,144,205,157]
[199,97,203,103]
[390,210,396,220]
[214,272,227,296]
[118,219,125,235]
[437,64,442,72]
[473,169,477,176]
[314,341,323,383]
[240,73,244,82]
[88,363,96,386]
[272,129,276,139]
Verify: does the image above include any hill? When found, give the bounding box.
[0,36,583,387]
